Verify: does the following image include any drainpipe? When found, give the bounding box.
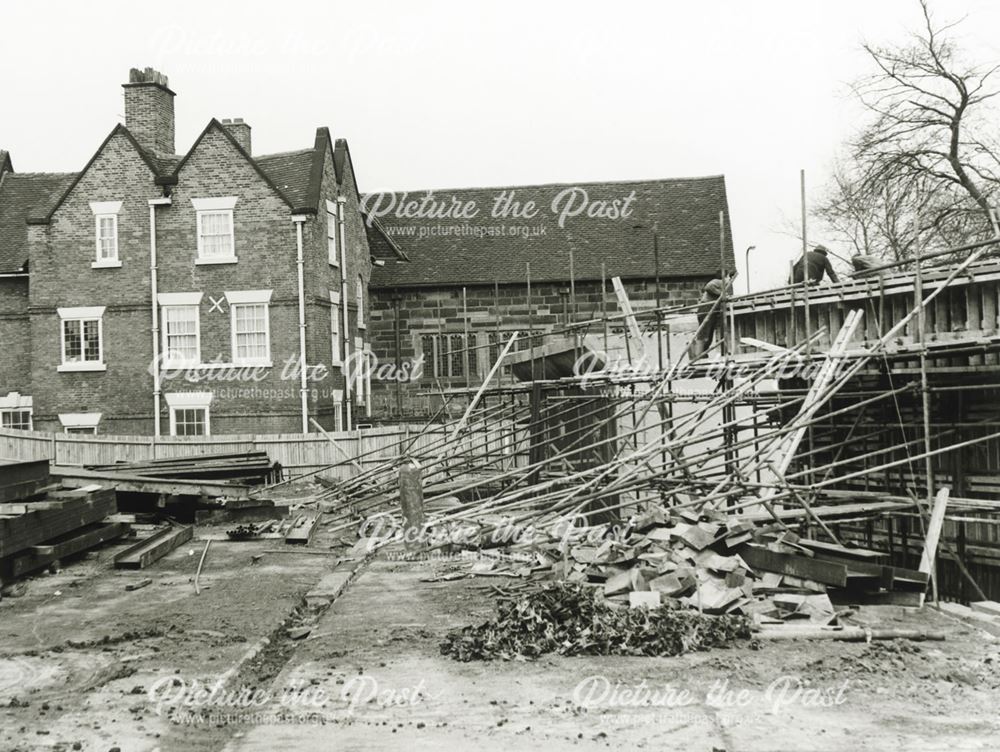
[293,215,309,433]
[338,196,352,431]
[148,197,171,437]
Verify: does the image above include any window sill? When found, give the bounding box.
[329,260,340,267]
[195,256,238,265]
[232,360,273,368]
[357,323,367,330]
[91,259,122,269]
[58,362,107,373]
[161,360,201,371]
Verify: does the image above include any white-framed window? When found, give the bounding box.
[158,293,202,368]
[363,343,372,415]
[226,290,273,366]
[58,306,106,372]
[192,197,238,264]
[90,201,122,268]
[356,276,365,329]
[165,392,213,436]
[332,388,344,431]
[0,393,32,431]
[326,200,339,266]
[354,336,365,407]
[58,412,101,434]
[162,307,200,366]
[330,289,341,365]
[2,408,32,430]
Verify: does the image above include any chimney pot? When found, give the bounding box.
[122,67,175,155]
[221,118,252,155]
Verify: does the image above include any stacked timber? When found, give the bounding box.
[87,451,281,485]
[0,460,127,585]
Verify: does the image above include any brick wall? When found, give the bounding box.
[29,131,160,433]
[367,276,707,420]
[23,124,374,436]
[0,278,30,394]
[122,80,175,155]
[300,143,373,431]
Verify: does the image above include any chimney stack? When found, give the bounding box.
[122,67,175,156]
[221,118,252,154]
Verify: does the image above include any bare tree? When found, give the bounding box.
[817,0,1000,261]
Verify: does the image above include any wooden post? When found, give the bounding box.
[919,486,950,606]
[399,462,425,551]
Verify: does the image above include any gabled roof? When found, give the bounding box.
[364,214,409,261]
[169,119,298,209]
[0,171,76,272]
[333,138,361,200]
[2,118,365,270]
[368,175,735,288]
[39,124,161,224]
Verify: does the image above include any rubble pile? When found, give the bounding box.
[425,502,930,632]
[441,581,752,661]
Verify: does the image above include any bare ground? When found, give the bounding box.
[2,533,999,752]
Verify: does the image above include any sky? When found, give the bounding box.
[3,0,1000,291]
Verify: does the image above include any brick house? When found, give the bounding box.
[0,68,399,436]
[364,177,735,419]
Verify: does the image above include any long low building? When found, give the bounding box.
[364,176,735,419]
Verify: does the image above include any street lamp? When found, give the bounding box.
[744,245,757,295]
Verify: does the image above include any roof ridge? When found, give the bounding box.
[7,171,77,178]
[362,174,726,195]
[255,148,315,160]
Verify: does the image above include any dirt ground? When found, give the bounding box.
[2,523,1000,752]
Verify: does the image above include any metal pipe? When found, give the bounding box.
[147,197,171,439]
[338,196,352,431]
[293,215,309,433]
[744,245,757,295]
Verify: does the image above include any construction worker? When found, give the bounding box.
[850,253,882,276]
[688,269,733,361]
[789,244,839,285]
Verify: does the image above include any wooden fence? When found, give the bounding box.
[728,258,1000,370]
[0,425,452,482]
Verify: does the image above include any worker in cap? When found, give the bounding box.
[789,243,839,285]
[688,268,734,361]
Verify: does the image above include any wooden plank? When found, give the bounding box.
[612,277,645,345]
[736,544,848,587]
[919,487,950,576]
[285,514,322,545]
[2,522,129,579]
[0,459,51,503]
[737,500,910,523]
[797,539,887,561]
[0,488,116,559]
[114,524,193,569]
[829,589,925,607]
[51,466,250,498]
[969,601,1000,618]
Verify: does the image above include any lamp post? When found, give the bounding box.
[744,245,757,295]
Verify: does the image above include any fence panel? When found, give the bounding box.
[0,425,442,479]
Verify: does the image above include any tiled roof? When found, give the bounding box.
[368,176,735,288]
[0,172,76,272]
[364,215,409,261]
[255,149,315,209]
